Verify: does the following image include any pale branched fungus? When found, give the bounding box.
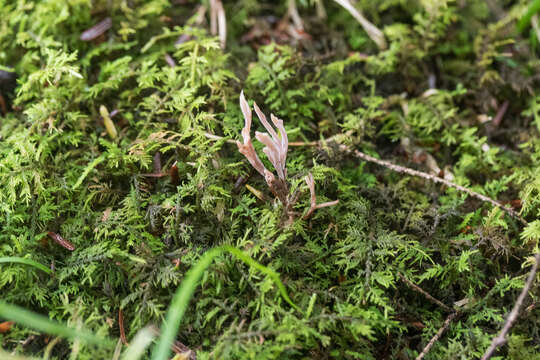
[237,91,338,222]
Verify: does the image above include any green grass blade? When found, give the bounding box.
[151,246,300,360]
[151,247,222,360]
[121,326,156,360]
[0,349,38,360]
[0,256,52,274]
[0,302,109,345]
[518,0,540,32]
[223,245,301,312]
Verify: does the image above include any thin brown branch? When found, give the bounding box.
[481,252,540,360]
[216,0,226,49]
[416,312,459,360]
[0,93,7,115]
[80,17,112,41]
[398,273,453,313]
[315,0,327,19]
[210,0,226,48]
[303,173,339,220]
[341,145,527,225]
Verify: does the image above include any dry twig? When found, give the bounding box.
[481,252,540,360]
[288,0,305,31]
[532,15,540,47]
[80,17,112,41]
[340,145,527,225]
[333,0,387,49]
[0,94,7,115]
[492,100,509,128]
[398,273,453,313]
[303,173,339,220]
[416,312,459,360]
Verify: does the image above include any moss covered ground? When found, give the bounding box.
[1,1,540,359]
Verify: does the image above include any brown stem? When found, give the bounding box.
[481,252,540,360]
[398,273,453,313]
[416,312,459,360]
[342,146,526,225]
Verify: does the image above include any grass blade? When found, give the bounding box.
[121,326,156,360]
[223,245,300,312]
[0,256,52,274]
[0,349,38,360]
[151,245,300,360]
[0,302,109,345]
[518,0,540,32]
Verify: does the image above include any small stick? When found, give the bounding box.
[303,173,339,220]
[164,53,176,68]
[416,312,459,360]
[288,0,304,31]
[332,0,387,49]
[398,273,453,313]
[532,15,540,48]
[315,0,327,19]
[216,0,226,49]
[47,232,75,251]
[209,0,226,48]
[153,152,162,174]
[481,252,540,360]
[342,145,527,225]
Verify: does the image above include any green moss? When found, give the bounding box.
[0,1,539,359]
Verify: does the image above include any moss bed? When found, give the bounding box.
[1,1,539,359]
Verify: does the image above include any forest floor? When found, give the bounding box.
[0,1,539,359]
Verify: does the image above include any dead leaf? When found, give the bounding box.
[0,321,14,333]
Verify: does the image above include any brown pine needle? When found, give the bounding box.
[119,309,128,346]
